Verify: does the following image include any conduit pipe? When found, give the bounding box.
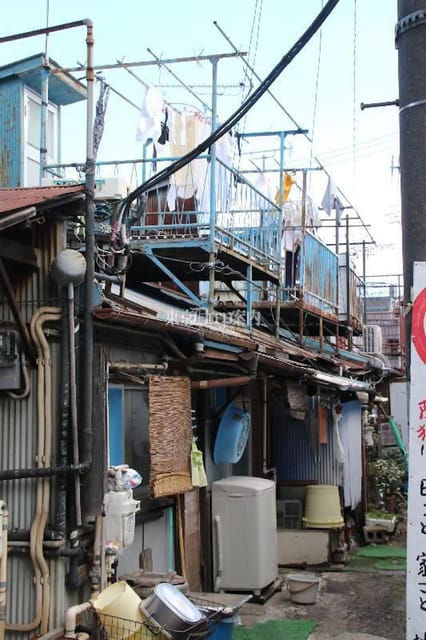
[33,309,61,635]
[7,309,60,634]
[0,502,8,640]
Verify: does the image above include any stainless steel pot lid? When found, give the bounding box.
[154,583,204,623]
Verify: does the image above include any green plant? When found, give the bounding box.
[366,509,395,520]
[368,452,406,511]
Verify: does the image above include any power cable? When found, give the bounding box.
[115,0,341,239]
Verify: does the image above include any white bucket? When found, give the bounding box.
[94,581,146,640]
[286,573,321,605]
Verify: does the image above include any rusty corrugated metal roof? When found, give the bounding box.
[0,185,85,214]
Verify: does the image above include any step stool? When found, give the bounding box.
[363,525,389,544]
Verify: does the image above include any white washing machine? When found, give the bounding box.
[212,476,278,593]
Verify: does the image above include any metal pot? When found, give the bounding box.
[140,583,206,639]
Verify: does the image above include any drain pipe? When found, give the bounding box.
[191,376,252,389]
[82,20,96,504]
[89,515,102,599]
[261,376,275,478]
[55,298,70,538]
[63,602,91,639]
[0,502,8,640]
[50,249,87,529]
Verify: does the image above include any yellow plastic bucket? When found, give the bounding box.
[94,581,147,640]
[302,485,344,529]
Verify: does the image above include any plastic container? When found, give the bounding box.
[286,574,321,605]
[94,581,145,640]
[365,515,397,533]
[302,485,343,529]
[208,617,236,640]
[213,404,250,464]
[103,490,140,552]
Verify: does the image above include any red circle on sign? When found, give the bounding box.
[412,287,426,363]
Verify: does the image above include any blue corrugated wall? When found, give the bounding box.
[272,394,342,486]
[0,78,23,187]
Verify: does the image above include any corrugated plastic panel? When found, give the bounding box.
[0,79,23,187]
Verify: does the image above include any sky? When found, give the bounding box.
[0,0,401,279]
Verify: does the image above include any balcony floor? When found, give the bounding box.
[126,238,280,285]
[215,297,355,338]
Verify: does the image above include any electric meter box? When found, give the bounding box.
[103,489,140,553]
[0,330,22,391]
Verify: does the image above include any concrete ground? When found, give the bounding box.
[238,567,406,640]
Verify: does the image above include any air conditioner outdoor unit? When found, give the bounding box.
[363,325,383,353]
[95,177,129,199]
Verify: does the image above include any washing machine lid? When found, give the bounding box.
[212,475,275,495]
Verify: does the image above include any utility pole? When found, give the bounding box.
[396,6,426,639]
[396,0,426,376]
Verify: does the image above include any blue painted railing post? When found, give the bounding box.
[39,62,49,185]
[246,263,252,330]
[208,57,218,315]
[275,131,286,336]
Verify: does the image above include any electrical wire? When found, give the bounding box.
[236,0,264,152]
[309,0,324,176]
[352,0,358,185]
[213,18,375,246]
[115,0,341,241]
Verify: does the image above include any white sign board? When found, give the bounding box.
[407,261,426,639]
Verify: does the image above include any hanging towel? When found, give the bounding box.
[136,86,164,145]
[321,176,337,216]
[191,438,208,487]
